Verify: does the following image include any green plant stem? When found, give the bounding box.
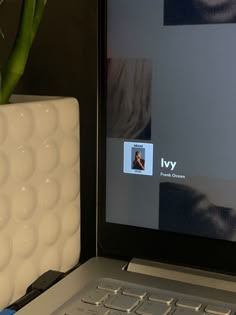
[0,0,47,104]
[32,0,47,41]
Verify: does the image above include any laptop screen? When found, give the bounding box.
[98,0,236,272]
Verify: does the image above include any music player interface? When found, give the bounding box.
[105,0,236,240]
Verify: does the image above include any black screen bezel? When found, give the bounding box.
[97,0,236,275]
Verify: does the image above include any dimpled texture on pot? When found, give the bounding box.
[0,97,80,310]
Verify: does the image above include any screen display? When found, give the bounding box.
[105,0,236,242]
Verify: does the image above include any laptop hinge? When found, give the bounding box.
[127,258,236,292]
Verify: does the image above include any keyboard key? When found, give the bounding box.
[106,311,126,315]
[104,294,139,312]
[82,289,109,305]
[123,287,147,298]
[149,293,174,305]
[173,309,204,315]
[176,298,201,310]
[136,301,171,315]
[205,305,231,315]
[98,282,121,293]
[65,303,109,315]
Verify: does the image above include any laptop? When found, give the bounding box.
[17,0,236,314]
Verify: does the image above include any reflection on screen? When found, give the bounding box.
[105,0,236,241]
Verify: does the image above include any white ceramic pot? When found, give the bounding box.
[0,96,80,309]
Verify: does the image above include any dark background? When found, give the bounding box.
[0,0,97,261]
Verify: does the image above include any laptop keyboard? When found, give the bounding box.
[61,278,236,315]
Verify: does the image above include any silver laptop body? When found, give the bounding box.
[18,1,236,314]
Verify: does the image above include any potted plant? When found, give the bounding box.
[0,0,48,104]
[0,0,80,310]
